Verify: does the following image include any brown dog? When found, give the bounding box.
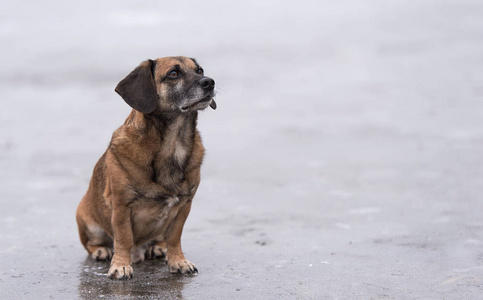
[76,56,216,279]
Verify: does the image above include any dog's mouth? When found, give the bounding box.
[180,96,217,112]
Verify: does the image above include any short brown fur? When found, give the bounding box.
[76,56,216,279]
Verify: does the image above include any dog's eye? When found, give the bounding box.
[168,70,179,78]
[197,68,204,75]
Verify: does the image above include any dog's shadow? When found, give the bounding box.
[77,257,192,299]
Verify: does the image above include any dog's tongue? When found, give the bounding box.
[210,100,217,110]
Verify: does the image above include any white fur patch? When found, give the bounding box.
[174,142,188,164]
[166,197,179,207]
[87,224,104,236]
[86,224,107,245]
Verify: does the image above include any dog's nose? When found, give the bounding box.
[199,77,215,91]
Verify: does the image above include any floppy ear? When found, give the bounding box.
[115,60,158,114]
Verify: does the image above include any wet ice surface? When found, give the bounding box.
[1,0,483,298]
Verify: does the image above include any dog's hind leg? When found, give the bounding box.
[76,202,113,261]
[78,222,113,261]
[85,224,113,261]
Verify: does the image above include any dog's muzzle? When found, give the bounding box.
[180,77,217,111]
[199,77,217,109]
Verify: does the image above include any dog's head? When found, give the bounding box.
[115,56,216,114]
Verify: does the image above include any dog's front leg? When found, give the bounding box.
[108,202,134,279]
[166,199,198,275]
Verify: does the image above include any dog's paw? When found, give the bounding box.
[145,244,167,260]
[91,247,113,261]
[168,260,198,275]
[107,264,134,280]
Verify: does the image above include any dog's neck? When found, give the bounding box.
[126,109,197,134]
[126,109,198,164]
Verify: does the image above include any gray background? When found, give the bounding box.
[1,0,483,299]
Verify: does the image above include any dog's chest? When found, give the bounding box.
[131,197,183,244]
[152,131,191,185]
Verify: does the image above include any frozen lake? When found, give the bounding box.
[1,0,483,298]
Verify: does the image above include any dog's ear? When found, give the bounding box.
[115,60,158,114]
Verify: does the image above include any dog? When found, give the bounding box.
[76,56,216,279]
